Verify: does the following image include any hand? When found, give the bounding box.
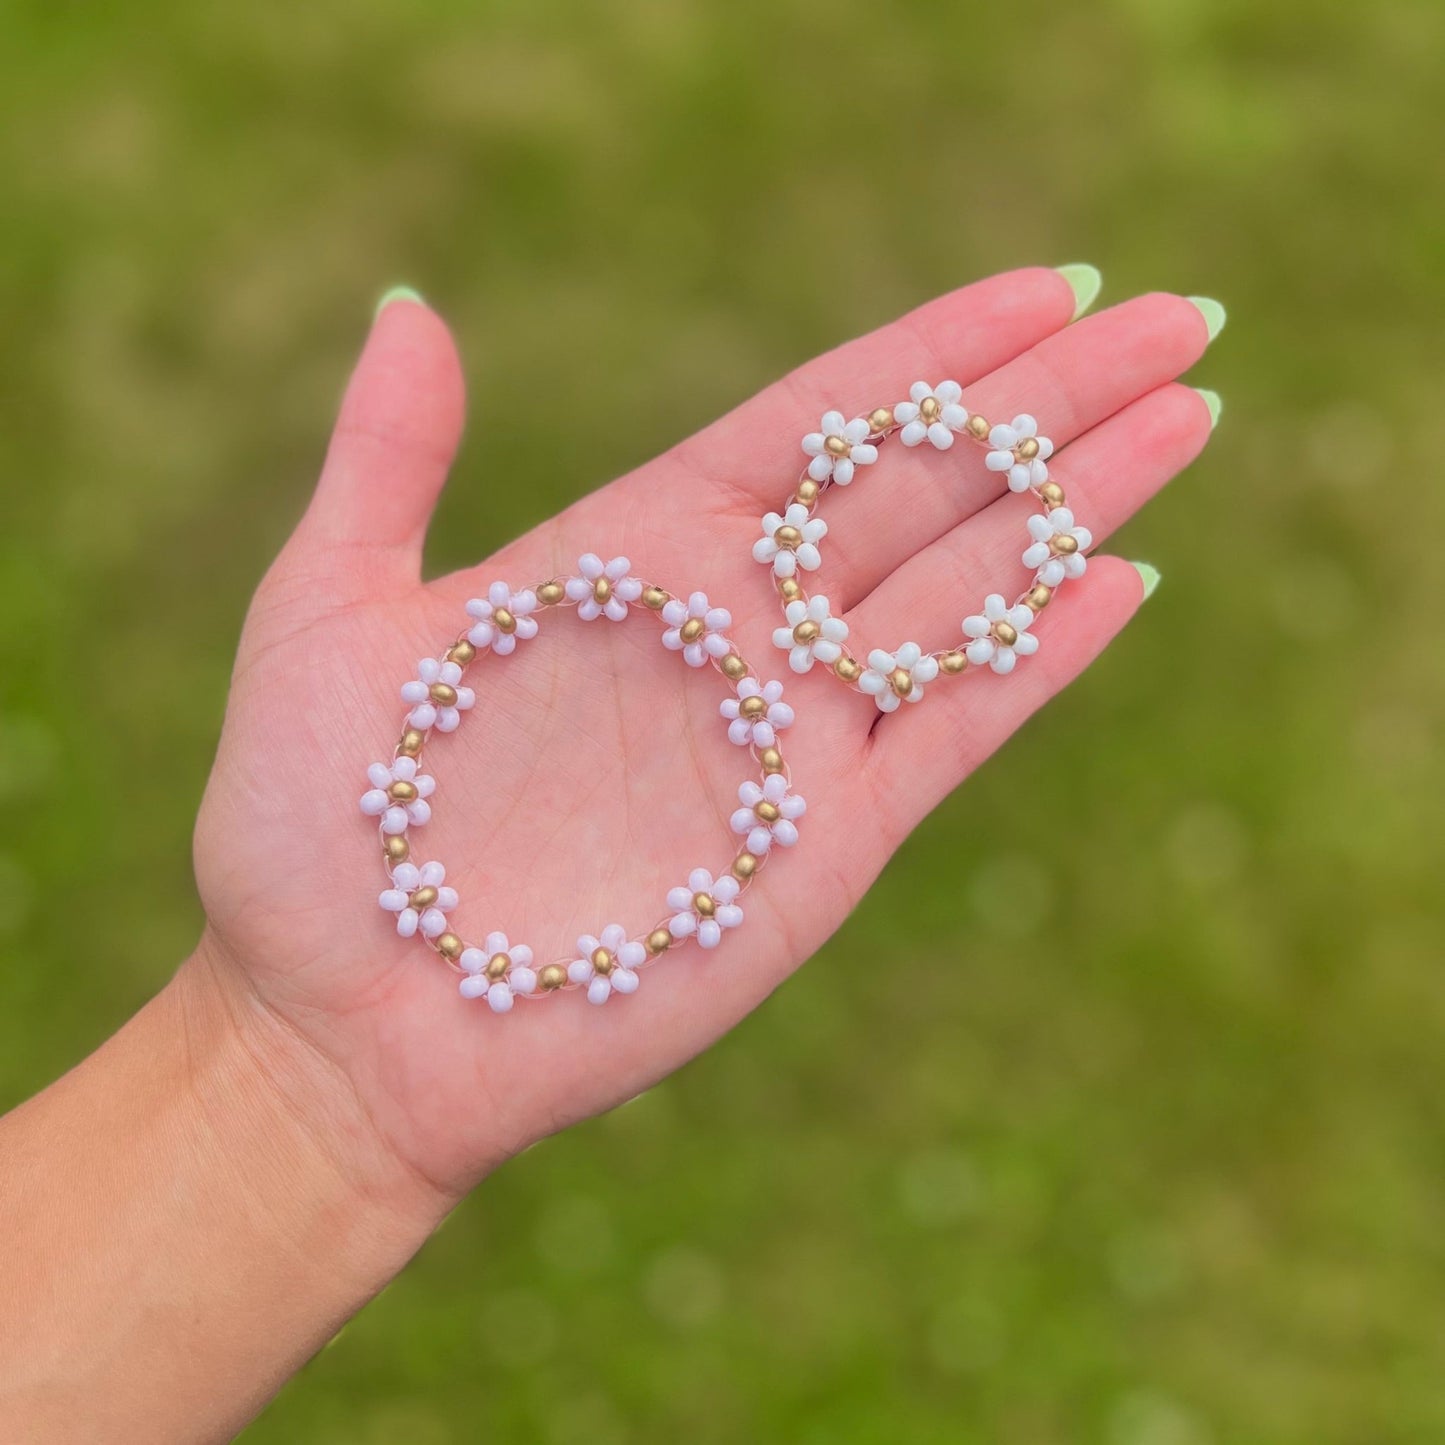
[194,268,1215,1214]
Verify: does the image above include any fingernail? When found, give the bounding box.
[1186,296,1226,342]
[1194,387,1222,429]
[1055,263,1102,321]
[1131,561,1162,601]
[374,285,425,321]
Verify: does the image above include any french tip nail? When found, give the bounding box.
[1131,561,1162,601]
[1194,388,1222,429]
[1186,296,1226,342]
[1055,263,1102,321]
[374,285,426,321]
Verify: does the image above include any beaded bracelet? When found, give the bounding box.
[754,382,1091,710]
[358,555,803,1011]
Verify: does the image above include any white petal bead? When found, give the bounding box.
[459,975,489,999]
[487,984,514,1014]
[587,977,613,1006]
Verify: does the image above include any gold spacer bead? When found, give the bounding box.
[448,639,477,665]
[796,479,820,505]
[383,834,410,862]
[888,666,913,698]
[1051,533,1080,555]
[680,617,706,643]
[693,891,717,918]
[493,607,517,634]
[940,650,969,675]
[537,581,565,606]
[993,621,1019,647]
[593,577,613,603]
[834,656,862,682]
[436,932,464,960]
[760,746,784,773]
[646,928,673,956]
[387,779,418,802]
[1039,481,1066,509]
[642,585,669,610]
[774,524,803,549]
[920,396,942,422]
[732,852,759,880]
[1025,584,1053,612]
[590,946,615,976]
[869,407,894,432]
[409,885,439,909]
[721,654,748,680]
[755,800,780,823]
[429,682,458,706]
[792,619,821,644]
[485,952,511,981]
[966,414,990,440]
[400,728,425,756]
[538,963,568,991]
[778,578,804,602]
[1016,436,1040,461]
[740,694,767,719]
[824,434,850,457]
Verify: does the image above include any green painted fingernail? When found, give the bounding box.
[374,285,425,320]
[1131,561,1162,601]
[1186,296,1226,341]
[1056,263,1102,320]
[1194,387,1222,428]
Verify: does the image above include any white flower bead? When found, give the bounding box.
[985,414,1055,491]
[752,503,827,578]
[857,642,941,713]
[730,774,805,854]
[400,658,475,733]
[359,755,436,835]
[719,677,794,748]
[378,859,457,939]
[800,410,879,486]
[1021,506,1093,587]
[661,592,733,667]
[564,554,644,621]
[772,594,849,674]
[894,380,968,449]
[666,868,744,949]
[465,581,539,655]
[458,930,536,1013]
[962,593,1040,675]
[567,923,646,1005]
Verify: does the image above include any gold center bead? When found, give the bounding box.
[429,682,458,706]
[693,892,716,917]
[920,396,941,422]
[774,524,803,549]
[485,952,511,981]
[824,434,850,457]
[755,800,780,823]
[388,779,418,802]
[593,577,613,603]
[993,621,1018,647]
[538,963,568,991]
[888,666,913,698]
[493,607,516,633]
[1016,437,1040,460]
[680,617,706,643]
[793,619,821,644]
[409,885,438,908]
[740,695,767,719]
[590,947,615,976]
[1051,534,1079,555]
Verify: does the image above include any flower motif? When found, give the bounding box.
[801,410,878,485]
[857,642,940,712]
[567,924,646,1005]
[400,658,475,733]
[661,591,733,667]
[772,594,849,674]
[962,594,1040,675]
[985,414,1055,491]
[666,868,744,949]
[894,380,968,449]
[730,774,805,854]
[466,581,539,655]
[1021,506,1092,587]
[752,503,827,578]
[359,755,436,835]
[459,930,537,1013]
[720,677,794,747]
[379,860,457,939]
[564,554,644,621]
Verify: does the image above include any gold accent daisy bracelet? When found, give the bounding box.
[757,382,1088,707]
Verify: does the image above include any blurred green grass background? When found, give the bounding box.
[2,0,1443,1440]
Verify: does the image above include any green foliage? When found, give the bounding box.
[2,1,1441,1439]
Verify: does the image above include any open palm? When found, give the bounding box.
[194,267,1214,1205]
